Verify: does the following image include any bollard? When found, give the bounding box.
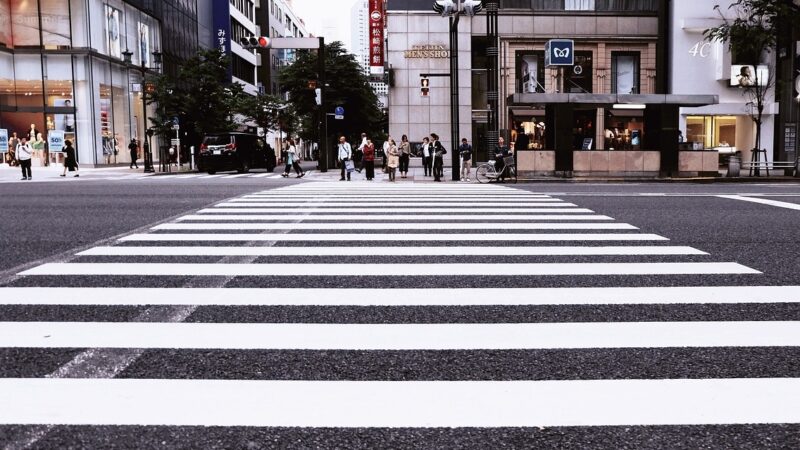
[727,155,740,178]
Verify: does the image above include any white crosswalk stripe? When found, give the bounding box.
[1,180,795,443]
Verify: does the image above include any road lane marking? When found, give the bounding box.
[197,208,597,213]
[176,214,615,221]
[214,202,580,208]
[19,262,758,277]
[717,195,800,211]
[0,321,795,350]
[115,233,667,242]
[222,174,252,179]
[0,286,796,306]
[78,246,704,257]
[1,378,799,426]
[151,223,639,231]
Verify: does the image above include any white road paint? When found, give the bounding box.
[717,195,800,211]
[77,245,705,257]
[19,262,759,277]
[221,174,253,179]
[116,233,667,242]
[0,321,796,350]
[1,286,797,307]
[1,378,799,426]
[238,196,559,202]
[176,214,615,221]
[214,202,579,208]
[151,223,638,231]
[197,208,597,213]
[242,194,553,199]
[248,174,278,178]
[197,174,224,179]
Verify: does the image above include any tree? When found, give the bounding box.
[279,42,385,145]
[241,94,301,142]
[704,0,800,169]
[147,49,254,145]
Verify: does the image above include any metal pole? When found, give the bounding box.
[141,62,153,173]
[318,37,328,172]
[450,14,461,181]
[486,1,499,161]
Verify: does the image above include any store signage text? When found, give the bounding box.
[689,41,712,58]
[404,45,450,59]
[369,0,384,70]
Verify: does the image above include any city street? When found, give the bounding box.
[1,176,799,448]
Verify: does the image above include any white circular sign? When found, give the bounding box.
[371,11,382,21]
[573,65,583,75]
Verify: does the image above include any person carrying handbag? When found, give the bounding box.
[387,139,400,182]
[399,135,411,178]
[337,135,353,181]
[282,138,305,178]
[430,133,447,182]
[16,137,33,180]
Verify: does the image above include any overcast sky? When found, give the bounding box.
[290,0,356,51]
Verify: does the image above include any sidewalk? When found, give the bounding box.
[0,163,147,182]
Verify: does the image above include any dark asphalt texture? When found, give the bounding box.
[1,178,799,448]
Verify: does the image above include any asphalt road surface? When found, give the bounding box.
[1,176,800,449]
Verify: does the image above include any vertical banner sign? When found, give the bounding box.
[48,131,65,153]
[0,129,8,153]
[369,0,384,75]
[213,0,232,81]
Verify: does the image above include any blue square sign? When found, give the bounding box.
[545,39,574,67]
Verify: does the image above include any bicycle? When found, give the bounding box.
[475,155,517,184]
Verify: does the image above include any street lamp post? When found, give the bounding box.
[123,49,160,173]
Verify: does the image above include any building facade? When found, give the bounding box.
[0,0,204,168]
[670,0,778,165]
[206,0,259,95]
[353,0,389,110]
[387,0,670,168]
[260,0,309,97]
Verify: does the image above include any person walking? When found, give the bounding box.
[398,135,411,179]
[430,133,447,182]
[459,138,473,182]
[494,136,512,182]
[128,139,139,169]
[281,138,305,178]
[386,139,399,182]
[16,137,33,180]
[363,139,376,181]
[421,136,432,176]
[60,139,79,177]
[337,135,353,181]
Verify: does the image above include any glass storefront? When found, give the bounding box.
[0,0,161,167]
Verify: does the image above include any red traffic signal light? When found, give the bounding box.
[239,36,271,49]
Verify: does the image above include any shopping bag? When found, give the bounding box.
[345,160,355,173]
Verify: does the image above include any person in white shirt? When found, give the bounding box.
[421,136,432,177]
[382,136,391,172]
[16,137,33,180]
[338,135,353,181]
[356,132,367,173]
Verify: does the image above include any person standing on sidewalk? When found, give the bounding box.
[60,140,79,177]
[128,139,139,169]
[398,135,411,179]
[363,139,376,181]
[494,136,512,182]
[355,132,367,174]
[386,139,399,182]
[16,137,33,180]
[381,136,391,173]
[459,138,473,182]
[338,135,353,181]
[421,136,432,177]
[430,133,447,182]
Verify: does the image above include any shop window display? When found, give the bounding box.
[605,109,646,150]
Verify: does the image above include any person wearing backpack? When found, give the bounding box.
[430,133,447,182]
[16,137,33,180]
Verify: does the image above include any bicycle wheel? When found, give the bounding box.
[475,164,494,183]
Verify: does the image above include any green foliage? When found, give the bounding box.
[278,41,385,143]
[147,49,254,142]
[240,94,300,138]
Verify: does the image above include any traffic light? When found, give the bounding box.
[420,77,430,97]
[239,36,271,49]
[432,0,457,17]
[463,0,484,16]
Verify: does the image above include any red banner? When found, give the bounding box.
[368,0,384,72]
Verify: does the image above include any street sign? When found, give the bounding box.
[0,129,7,153]
[335,106,344,120]
[545,39,574,67]
[171,139,180,147]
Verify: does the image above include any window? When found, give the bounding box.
[611,52,639,94]
[686,116,738,150]
[565,51,593,93]
[565,0,594,9]
[231,54,255,84]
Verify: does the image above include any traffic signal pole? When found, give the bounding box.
[449,13,461,181]
[318,37,328,172]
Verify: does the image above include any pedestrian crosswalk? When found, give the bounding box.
[0,181,797,446]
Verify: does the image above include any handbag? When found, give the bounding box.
[345,160,355,173]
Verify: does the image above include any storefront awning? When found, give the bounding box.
[508,94,719,108]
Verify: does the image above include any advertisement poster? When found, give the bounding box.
[730,65,769,87]
[0,129,8,153]
[106,5,121,59]
[521,55,541,93]
[213,0,232,81]
[48,130,65,153]
[53,98,75,132]
[138,22,150,67]
[368,0,384,74]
